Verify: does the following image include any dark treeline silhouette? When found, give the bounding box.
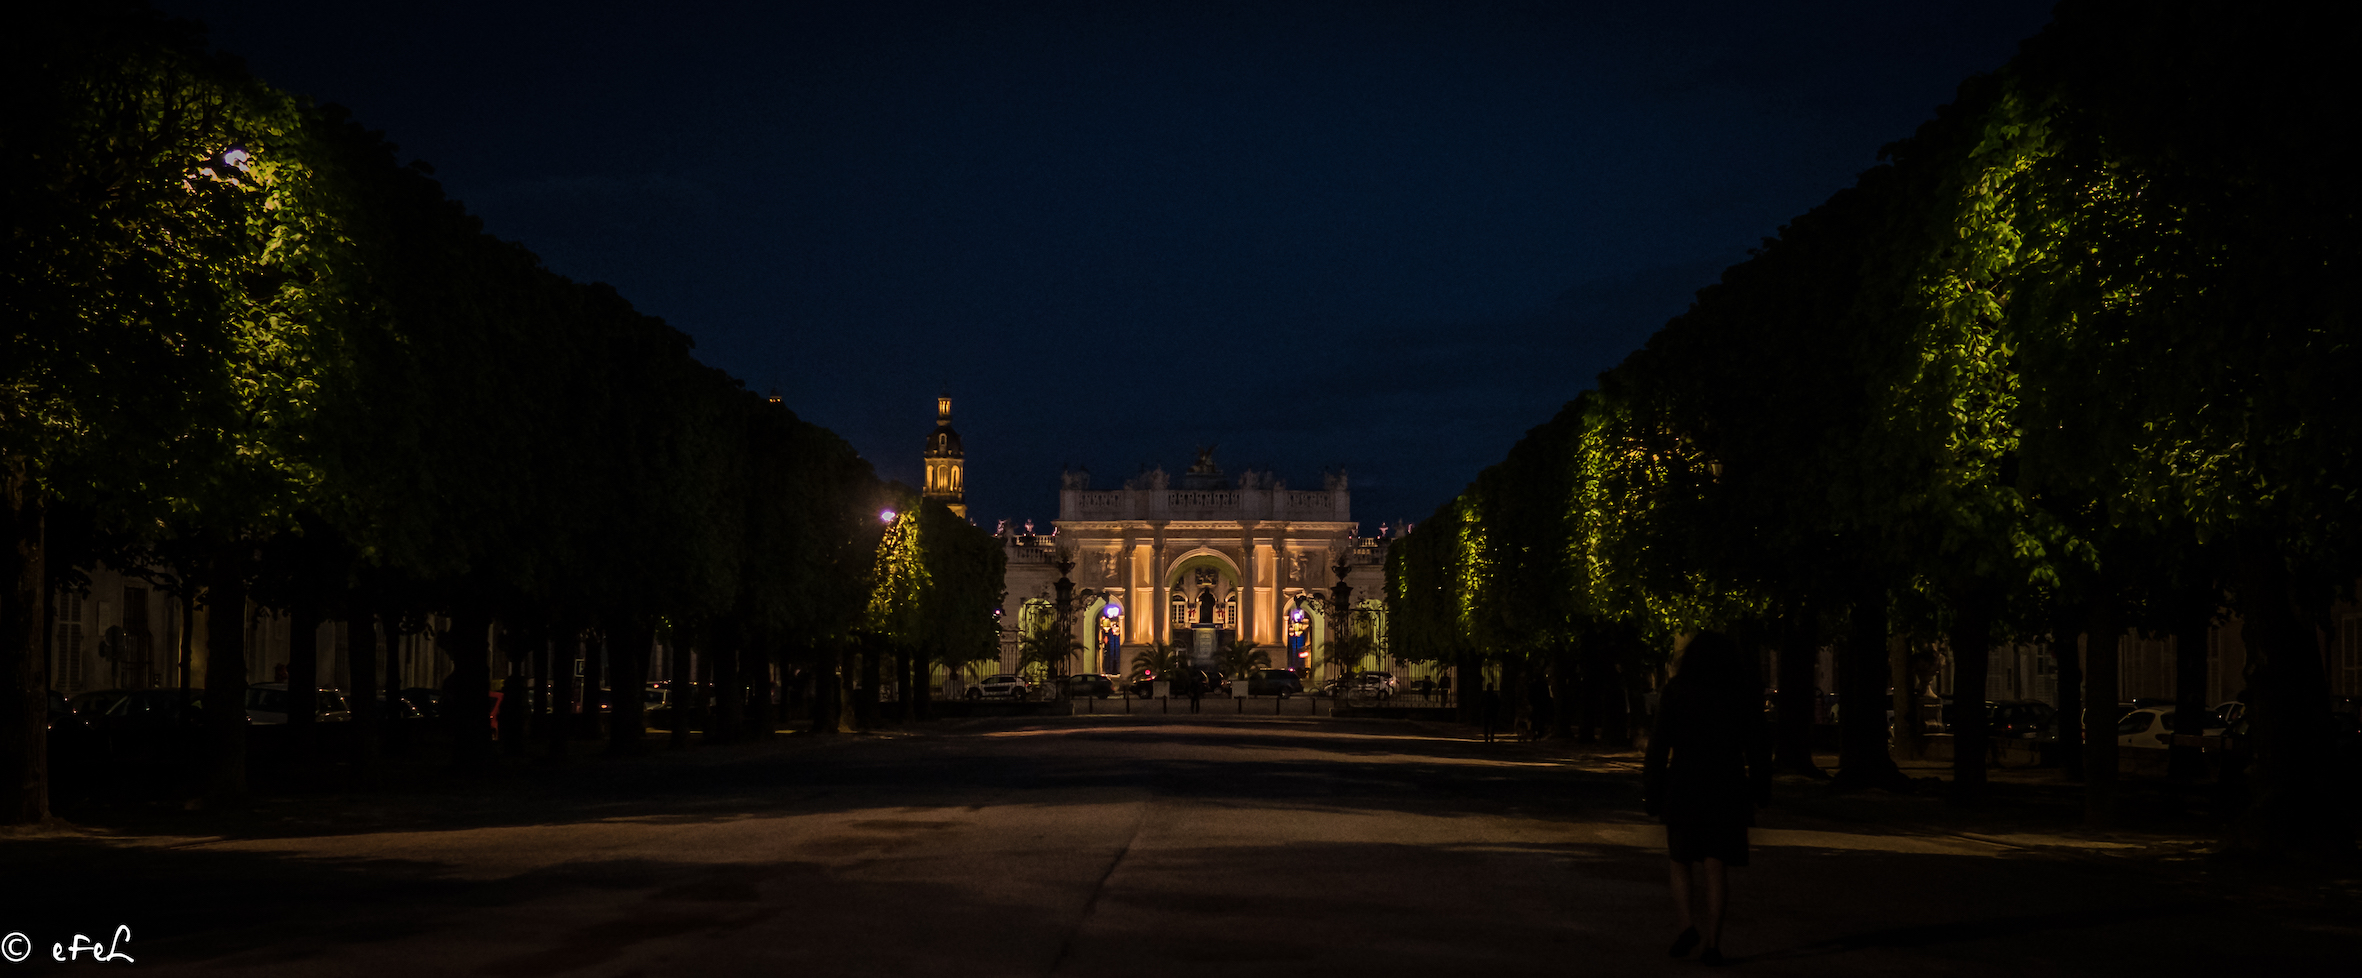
[2,2,1003,822]
[1387,0,2357,859]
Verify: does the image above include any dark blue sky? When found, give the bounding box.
[158,0,2056,532]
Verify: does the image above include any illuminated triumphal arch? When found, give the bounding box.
[996,448,1389,677]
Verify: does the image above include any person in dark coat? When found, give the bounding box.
[1643,630,1771,966]
[1480,684,1502,743]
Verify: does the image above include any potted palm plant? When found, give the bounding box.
[1219,641,1271,696]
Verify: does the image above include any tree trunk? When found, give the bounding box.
[1549,641,1575,740]
[1573,636,1600,744]
[441,608,494,773]
[202,550,252,804]
[668,623,694,749]
[547,626,578,760]
[1894,640,1928,762]
[2050,606,2084,780]
[2168,598,2214,784]
[1836,575,1903,788]
[499,622,529,757]
[749,633,775,738]
[2227,547,2350,857]
[1,464,48,824]
[178,589,196,696]
[578,628,606,740]
[1948,587,1995,805]
[2083,598,2124,827]
[892,643,911,724]
[607,620,652,756]
[855,635,882,731]
[1775,602,1822,775]
[287,604,323,759]
[347,613,380,767]
[528,623,549,751]
[1602,650,1633,747]
[808,639,841,736]
[710,627,742,743]
[1454,650,1482,725]
[384,610,411,756]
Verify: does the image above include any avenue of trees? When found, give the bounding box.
[2,3,1004,824]
[1387,0,2356,858]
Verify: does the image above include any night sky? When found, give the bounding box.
[153,0,2056,534]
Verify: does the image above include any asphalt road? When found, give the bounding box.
[4,714,2354,975]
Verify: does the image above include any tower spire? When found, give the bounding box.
[922,393,967,518]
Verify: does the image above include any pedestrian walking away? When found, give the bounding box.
[1642,630,1771,966]
[1480,684,1501,743]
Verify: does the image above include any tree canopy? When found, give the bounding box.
[3,1,1003,816]
[1385,0,2358,855]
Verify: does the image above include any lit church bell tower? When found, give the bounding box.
[923,394,967,518]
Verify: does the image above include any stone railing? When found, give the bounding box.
[1055,487,1350,523]
[1004,544,1062,563]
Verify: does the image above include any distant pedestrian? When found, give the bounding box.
[1187,671,1203,713]
[1643,631,1770,966]
[1438,673,1453,706]
[1480,684,1501,743]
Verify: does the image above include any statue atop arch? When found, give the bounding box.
[1189,445,1219,475]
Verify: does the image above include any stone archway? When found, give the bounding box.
[1164,548,1242,670]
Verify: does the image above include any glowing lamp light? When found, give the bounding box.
[878,508,898,523]
[1102,603,1123,618]
[1289,608,1307,622]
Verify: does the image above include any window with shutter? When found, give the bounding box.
[54,591,85,692]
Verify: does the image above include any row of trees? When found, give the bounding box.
[1387,0,2356,857]
[1,3,1003,823]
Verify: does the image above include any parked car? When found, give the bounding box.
[68,688,209,761]
[69,688,130,719]
[245,683,354,724]
[2116,706,2228,748]
[377,690,427,720]
[645,681,714,710]
[1335,672,1396,699]
[1057,674,1118,698]
[968,674,1033,701]
[398,687,443,719]
[1246,669,1303,697]
[1987,700,2057,741]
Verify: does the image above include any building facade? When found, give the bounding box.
[993,448,1390,679]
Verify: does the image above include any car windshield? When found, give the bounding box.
[2117,713,2152,734]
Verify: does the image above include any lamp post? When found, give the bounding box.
[1329,553,1355,678]
[1052,552,1077,681]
